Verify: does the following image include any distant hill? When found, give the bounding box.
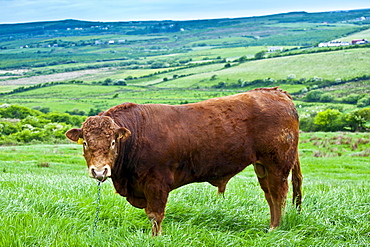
[1,8,370,46]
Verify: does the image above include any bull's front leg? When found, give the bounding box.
[145,207,165,236]
[144,179,170,236]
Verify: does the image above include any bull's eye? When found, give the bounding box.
[111,140,115,148]
[83,141,88,148]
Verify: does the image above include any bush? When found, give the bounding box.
[19,116,51,128]
[65,108,86,116]
[0,105,42,119]
[254,51,265,59]
[319,93,335,102]
[32,106,51,113]
[357,96,370,107]
[299,115,317,132]
[114,79,127,86]
[342,94,361,104]
[45,112,85,126]
[10,122,71,144]
[88,108,102,116]
[303,90,323,102]
[213,82,226,88]
[314,109,343,131]
[345,107,370,131]
[0,121,19,135]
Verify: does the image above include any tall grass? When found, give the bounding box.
[0,133,369,246]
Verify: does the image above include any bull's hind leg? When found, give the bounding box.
[292,158,303,211]
[267,171,289,228]
[257,175,276,225]
[255,164,289,229]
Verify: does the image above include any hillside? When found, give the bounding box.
[0,9,370,124]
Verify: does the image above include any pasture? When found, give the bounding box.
[0,132,369,246]
[1,47,370,115]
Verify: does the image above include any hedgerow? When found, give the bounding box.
[0,105,86,145]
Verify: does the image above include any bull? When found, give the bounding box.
[66,87,302,236]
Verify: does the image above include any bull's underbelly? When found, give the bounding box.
[171,156,254,191]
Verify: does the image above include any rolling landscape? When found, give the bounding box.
[0,8,369,246]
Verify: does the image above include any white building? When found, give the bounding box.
[268,46,283,52]
[318,41,350,47]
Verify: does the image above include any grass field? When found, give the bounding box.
[0,132,369,246]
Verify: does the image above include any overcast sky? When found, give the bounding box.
[0,0,369,24]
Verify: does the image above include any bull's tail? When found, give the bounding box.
[291,157,303,211]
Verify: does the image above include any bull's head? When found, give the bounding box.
[66,116,131,182]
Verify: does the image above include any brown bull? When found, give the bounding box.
[66,87,302,236]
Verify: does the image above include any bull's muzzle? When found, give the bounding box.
[89,165,111,182]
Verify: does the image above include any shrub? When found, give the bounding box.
[299,115,317,132]
[304,90,323,102]
[342,94,361,104]
[254,51,265,59]
[45,112,85,126]
[19,116,51,128]
[345,107,370,131]
[0,105,42,119]
[0,122,19,135]
[357,96,370,107]
[32,106,51,113]
[213,82,226,88]
[314,109,342,131]
[88,108,102,116]
[114,79,127,86]
[10,122,71,143]
[319,93,334,102]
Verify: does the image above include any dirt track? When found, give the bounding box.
[0,68,115,86]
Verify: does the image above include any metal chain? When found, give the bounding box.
[92,181,102,234]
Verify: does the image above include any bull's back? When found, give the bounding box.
[169,88,298,176]
[182,88,298,143]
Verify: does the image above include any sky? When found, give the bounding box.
[0,0,369,24]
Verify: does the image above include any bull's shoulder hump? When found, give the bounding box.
[249,87,293,100]
[101,102,139,115]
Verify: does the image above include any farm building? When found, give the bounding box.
[318,41,350,47]
[351,39,369,45]
[268,46,283,52]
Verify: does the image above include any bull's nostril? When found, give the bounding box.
[91,168,96,177]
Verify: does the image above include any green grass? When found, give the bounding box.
[0,132,369,246]
[0,84,237,112]
[198,48,370,82]
[334,28,370,42]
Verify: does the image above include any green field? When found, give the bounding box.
[1,46,370,114]
[0,132,369,246]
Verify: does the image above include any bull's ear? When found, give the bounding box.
[116,127,131,141]
[65,128,83,142]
